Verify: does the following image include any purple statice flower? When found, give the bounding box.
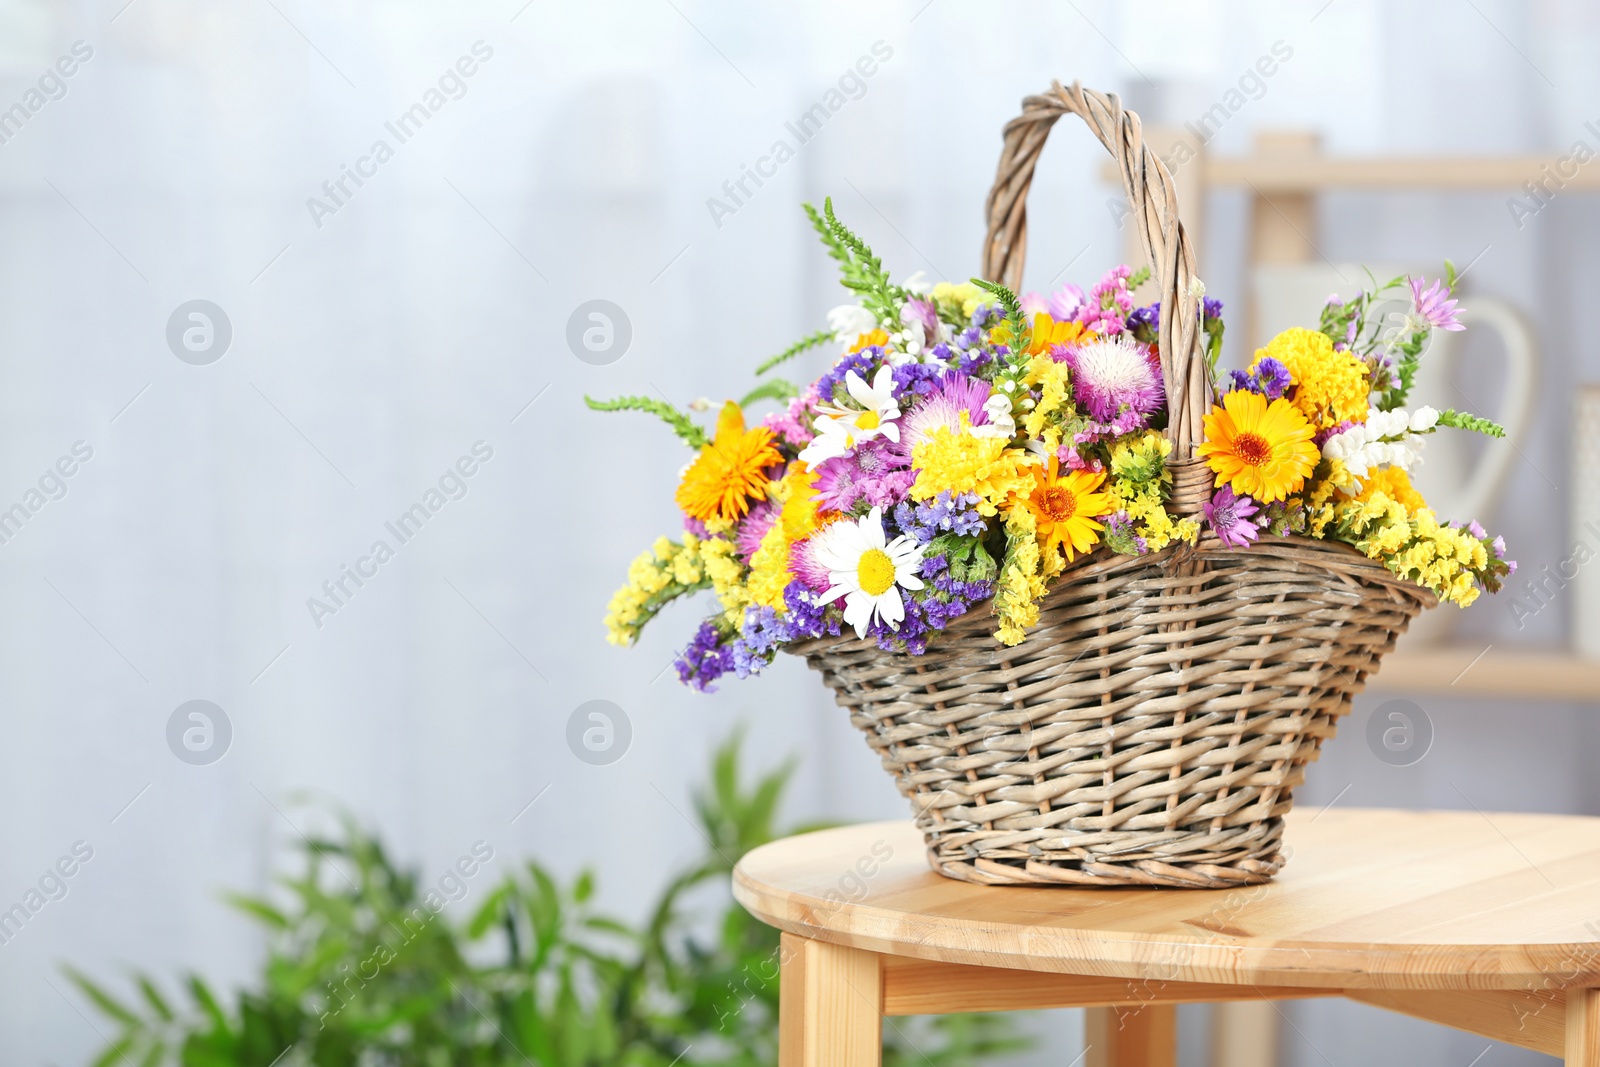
[815,349,880,406]
[1466,520,1487,539]
[1101,510,1148,556]
[1226,357,1291,401]
[1409,276,1465,331]
[781,582,841,641]
[683,516,711,539]
[875,563,995,654]
[812,435,914,512]
[892,492,987,544]
[1126,302,1159,334]
[1061,336,1165,425]
[675,620,734,692]
[900,372,994,451]
[1202,296,1224,321]
[763,382,821,449]
[1204,486,1261,549]
[733,498,780,563]
[730,605,787,678]
[891,362,947,402]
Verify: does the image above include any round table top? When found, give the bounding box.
[733,808,1600,990]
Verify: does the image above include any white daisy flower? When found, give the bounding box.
[812,507,925,638]
[797,367,901,465]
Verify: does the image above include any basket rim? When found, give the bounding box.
[785,530,1437,659]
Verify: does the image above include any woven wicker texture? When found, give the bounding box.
[793,82,1437,887]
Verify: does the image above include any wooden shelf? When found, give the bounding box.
[1368,646,1600,700]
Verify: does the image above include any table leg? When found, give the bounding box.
[1210,1000,1279,1067]
[1086,1004,1177,1067]
[1570,988,1600,1067]
[778,932,882,1067]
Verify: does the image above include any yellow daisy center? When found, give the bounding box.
[1232,432,1272,467]
[856,548,897,596]
[1037,485,1077,522]
[855,410,881,430]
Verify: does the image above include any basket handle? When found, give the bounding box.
[981,81,1214,486]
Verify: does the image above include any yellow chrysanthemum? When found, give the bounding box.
[910,416,1033,516]
[1017,459,1115,570]
[1353,466,1427,512]
[1252,327,1370,430]
[675,401,782,523]
[1197,390,1319,503]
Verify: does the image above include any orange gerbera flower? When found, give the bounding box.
[1197,390,1319,503]
[849,328,890,353]
[675,401,782,523]
[1019,458,1116,563]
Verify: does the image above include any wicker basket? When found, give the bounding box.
[789,82,1436,889]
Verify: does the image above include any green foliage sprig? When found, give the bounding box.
[1436,408,1506,438]
[739,378,800,408]
[805,197,907,326]
[755,329,832,375]
[585,394,708,450]
[970,277,1029,360]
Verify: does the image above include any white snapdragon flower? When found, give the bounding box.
[1321,405,1438,479]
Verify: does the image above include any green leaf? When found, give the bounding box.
[755,329,833,375]
[136,976,174,1022]
[583,394,709,449]
[805,197,906,325]
[64,967,140,1026]
[222,893,290,930]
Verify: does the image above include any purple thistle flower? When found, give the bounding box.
[1409,276,1465,332]
[1062,336,1165,425]
[900,372,994,450]
[1204,485,1261,549]
[733,498,780,563]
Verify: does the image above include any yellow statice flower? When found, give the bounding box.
[993,505,1048,646]
[698,536,748,625]
[1334,496,1490,607]
[1022,352,1075,450]
[604,535,710,646]
[1109,431,1172,486]
[910,417,1034,516]
[1252,327,1370,430]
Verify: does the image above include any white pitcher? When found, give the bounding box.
[1252,264,1538,645]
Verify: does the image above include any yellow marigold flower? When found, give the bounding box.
[675,401,782,523]
[910,417,1033,516]
[1253,327,1370,430]
[1016,458,1115,569]
[1197,389,1319,503]
[1354,467,1426,512]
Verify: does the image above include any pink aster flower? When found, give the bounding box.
[733,497,780,562]
[1062,335,1165,425]
[899,372,995,450]
[812,435,913,512]
[1204,485,1261,549]
[1408,276,1465,331]
[789,534,833,593]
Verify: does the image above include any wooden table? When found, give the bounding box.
[733,808,1600,1067]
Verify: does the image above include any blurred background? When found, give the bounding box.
[1,0,1597,1063]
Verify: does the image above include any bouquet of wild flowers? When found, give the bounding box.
[593,200,1512,691]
